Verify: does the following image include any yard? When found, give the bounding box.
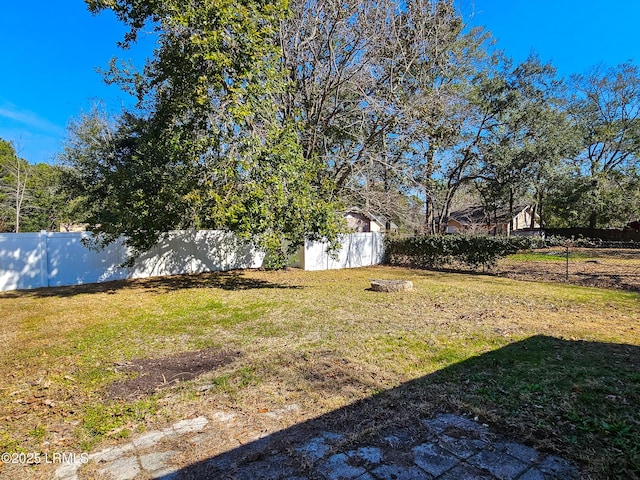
[1,266,639,479]
[496,248,640,292]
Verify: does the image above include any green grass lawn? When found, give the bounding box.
[1,266,639,478]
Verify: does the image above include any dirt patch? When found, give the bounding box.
[106,348,241,400]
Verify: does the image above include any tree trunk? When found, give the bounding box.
[424,149,436,234]
[425,190,435,234]
[439,185,458,234]
[492,207,498,236]
[537,190,544,229]
[530,201,538,230]
[508,188,514,236]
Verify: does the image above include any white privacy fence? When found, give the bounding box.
[0,231,264,292]
[0,231,384,292]
[299,232,385,271]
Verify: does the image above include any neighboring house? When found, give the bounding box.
[446,205,540,236]
[345,209,398,233]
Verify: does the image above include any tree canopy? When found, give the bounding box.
[57,0,640,259]
[68,0,343,268]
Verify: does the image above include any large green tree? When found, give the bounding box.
[66,0,342,267]
[474,57,580,230]
[21,163,69,232]
[561,63,640,228]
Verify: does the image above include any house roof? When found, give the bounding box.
[345,208,398,230]
[448,205,532,226]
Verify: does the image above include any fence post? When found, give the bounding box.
[39,231,50,288]
[565,244,569,282]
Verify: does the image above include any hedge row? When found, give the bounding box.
[384,235,536,270]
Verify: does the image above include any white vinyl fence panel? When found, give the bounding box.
[0,230,265,292]
[0,231,384,292]
[301,232,384,271]
[0,233,48,290]
[130,230,264,278]
[46,234,129,287]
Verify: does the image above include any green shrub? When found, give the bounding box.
[385,234,535,270]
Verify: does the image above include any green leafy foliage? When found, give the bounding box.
[63,0,342,266]
[385,234,535,270]
[552,63,640,228]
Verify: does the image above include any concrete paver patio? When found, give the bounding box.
[55,412,578,480]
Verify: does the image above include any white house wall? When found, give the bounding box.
[512,208,540,231]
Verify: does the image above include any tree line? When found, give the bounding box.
[4,0,639,264]
[0,139,78,233]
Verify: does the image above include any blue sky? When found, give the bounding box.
[1,0,639,165]
[0,2,152,164]
[465,0,640,76]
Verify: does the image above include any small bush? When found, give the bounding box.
[385,234,535,270]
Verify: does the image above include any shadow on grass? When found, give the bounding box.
[0,270,302,299]
[173,336,639,479]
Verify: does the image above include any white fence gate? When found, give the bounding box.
[0,231,384,292]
